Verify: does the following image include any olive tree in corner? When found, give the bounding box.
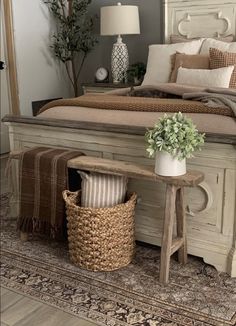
[44,0,98,96]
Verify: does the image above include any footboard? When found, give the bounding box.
[5,119,236,276]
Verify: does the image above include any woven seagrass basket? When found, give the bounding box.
[63,190,137,271]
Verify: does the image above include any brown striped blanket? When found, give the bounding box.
[38,84,235,117]
[17,147,84,239]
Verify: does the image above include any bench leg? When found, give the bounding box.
[159,184,176,284]
[176,187,187,264]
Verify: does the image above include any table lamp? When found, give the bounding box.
[100,2,140,84]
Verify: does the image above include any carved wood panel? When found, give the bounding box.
[163,0,236,42]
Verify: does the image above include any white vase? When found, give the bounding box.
[155,151,186,176]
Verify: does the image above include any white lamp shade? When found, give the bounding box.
[101,4,140,36]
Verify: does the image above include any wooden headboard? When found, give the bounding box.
[163,0,236,43]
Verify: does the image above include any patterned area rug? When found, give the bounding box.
[1,193,236,326]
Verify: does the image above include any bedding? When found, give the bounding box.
[127,87,176,98]
[209,48,236,88]
[37,84,236,137]
[176,66,234,88]
[38,93,232,117]
[38,84,235,117]
[38,106,236,136]
[183,87,236,116]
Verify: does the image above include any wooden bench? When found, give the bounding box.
[68,156,204,283]
[11,152,204,284]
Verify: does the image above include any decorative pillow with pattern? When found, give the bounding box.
[170,53,209,82]
[209,48,236,88]
[77,171,127,208]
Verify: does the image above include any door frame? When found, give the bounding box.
[2,0,20,115]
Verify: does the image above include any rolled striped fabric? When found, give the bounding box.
[78,171,128,208]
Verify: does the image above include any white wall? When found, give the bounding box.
[12,0,72,116]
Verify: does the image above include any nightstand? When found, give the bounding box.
[82,83,133,94]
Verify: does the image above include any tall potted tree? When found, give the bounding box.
[44,0,98,96]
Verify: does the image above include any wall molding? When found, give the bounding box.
[177,11,231,38]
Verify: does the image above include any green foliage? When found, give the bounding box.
[145,112,205,160]
[127,62,146,81]
[44,0,98,96]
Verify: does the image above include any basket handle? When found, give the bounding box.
[62,190,80,205]
[62,190,71,201]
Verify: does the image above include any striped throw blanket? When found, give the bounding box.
[17,147,84,239]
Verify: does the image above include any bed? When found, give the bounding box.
[4,0,236,276]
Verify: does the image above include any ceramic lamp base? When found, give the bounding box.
[111,35,129,83]
[155,151,186,176]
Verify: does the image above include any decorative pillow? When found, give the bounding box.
[209,48,236,88]
[169,53,209,82]
[78,171,127,208]
[170,35,234,44]
[142,40,203,85]
[176,66,234,88]
[200,38,236,54]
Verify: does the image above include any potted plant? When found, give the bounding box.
[127,62,146,85]
[145,112,205,176]
[44,0,98,96]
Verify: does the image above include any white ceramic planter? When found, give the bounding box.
[155,151,186,176]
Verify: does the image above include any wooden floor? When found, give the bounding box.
[0,286,97,326]
[0,154,97,326]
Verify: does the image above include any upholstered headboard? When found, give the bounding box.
[163,0,236,42]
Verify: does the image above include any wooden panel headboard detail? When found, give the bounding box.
[163,0,236,43]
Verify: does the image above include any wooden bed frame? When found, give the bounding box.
[3,0,236,276]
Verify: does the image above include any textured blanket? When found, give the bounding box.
[38,84,234,117]
[17,147,84,239]
[183,87,236,117]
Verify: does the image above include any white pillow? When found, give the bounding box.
[200,38,236,54]
[142,40,203,85]
[176,66,235,88]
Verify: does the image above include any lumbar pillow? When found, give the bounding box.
[176,66,234,88]
[78,171,127,208]
[200,38,236,54]
[209,48,236,88]
[170,35,234,44]
[170,53,209,82]
[142,39,203,85]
